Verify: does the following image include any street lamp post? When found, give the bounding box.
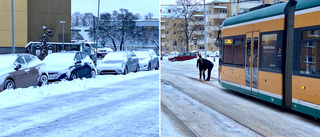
[60,21,66,51]
[204,0,207,59]
[11,0,15,54]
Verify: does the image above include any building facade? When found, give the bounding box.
[0,0,71,53]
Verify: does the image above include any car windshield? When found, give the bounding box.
[103,52,126,61]
[90,43,104,48]
[43,53,75,64]
[0,55,17,69]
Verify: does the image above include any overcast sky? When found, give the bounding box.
[72,0,160,19]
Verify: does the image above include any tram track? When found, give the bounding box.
[161,76,265,137]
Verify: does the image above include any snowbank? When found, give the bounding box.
[0,70,159,109]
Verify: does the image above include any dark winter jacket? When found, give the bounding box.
[202,59,214,70]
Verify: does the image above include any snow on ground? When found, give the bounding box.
[0,70,158,109]
[161,55,320,136]
[0,70,159,136]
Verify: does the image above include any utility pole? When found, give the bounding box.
[11,0,15,54]
[60,21,66,51]
[204,0,207,59]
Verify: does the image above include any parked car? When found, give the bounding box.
[97,51,139,75]
[43,51,96,81]
[168,52,197,61]
[0,54,48,91]
[134,49,159,71]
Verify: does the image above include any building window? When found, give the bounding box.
[174,23,176,26]
[180,31,183,35]
[165,39,169,43]
[165,22,168,26]
[174,31,176,35]
[165,31,168,34]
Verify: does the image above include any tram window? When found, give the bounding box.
[260,33,281,72]
[302,29,320,39]
[233,37,245,66]
[300,41,320,75]
[223,45,233,64]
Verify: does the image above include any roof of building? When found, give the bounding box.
[222,0,320,27]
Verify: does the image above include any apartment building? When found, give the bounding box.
[0,0,71,53]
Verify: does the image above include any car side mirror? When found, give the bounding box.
[14,63,22,71]
[75,60,82,65]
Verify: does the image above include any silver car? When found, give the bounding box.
[134,49,159,71]
[0,54,48,91]
[97,51,139,75]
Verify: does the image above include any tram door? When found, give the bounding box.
[245,31,259,96]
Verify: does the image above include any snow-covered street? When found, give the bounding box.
[161,56,320,137]
[0,71,159,137]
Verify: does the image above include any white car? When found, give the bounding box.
[134,49,159,71]
[43,51,97,81]
[97,51,139,75]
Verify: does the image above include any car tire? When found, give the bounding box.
[155,62,159,70]
[91,70,96,78]
[123,66,128,75]
[69,72,77,80]
[172,58,176,62]
[38,74,48,87]
[4,79,15,90]
[135,65,139,73]
[148,63,151,71]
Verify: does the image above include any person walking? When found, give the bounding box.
[196,54,205,81]
[202,58,214,81]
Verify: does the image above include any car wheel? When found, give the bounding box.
[155,62,159,70]
[123,66,128,75]
[38,74,48,87]
[4,79,15,90]
[91,70,96,78]
[148,63,151,71]
[69,72,77,80]
[135,65,139,73]
[172,58,176,62]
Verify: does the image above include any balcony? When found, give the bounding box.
[193,30,204,35]
[207,26,219,31]
[198,40,204,45]
[161,26,166,30]
[161,34,166,38]
[208,13,227,19]
[189,21,204,26]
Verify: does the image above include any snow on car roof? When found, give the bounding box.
[43,52,76,63]
[102,51,127,61]
[133,50,149,58]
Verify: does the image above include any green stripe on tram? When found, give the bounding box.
[221,81,282,106]
[292,103,320,119]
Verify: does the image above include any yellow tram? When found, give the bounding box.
[217,0,320,118]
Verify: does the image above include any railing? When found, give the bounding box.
[207,13,227,19]
[161,34,166,38]
[193,30,204,35]
[161,26,166,30]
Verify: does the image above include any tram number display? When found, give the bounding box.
[224,39,233,45]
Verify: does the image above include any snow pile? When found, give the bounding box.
[0,70,159,109]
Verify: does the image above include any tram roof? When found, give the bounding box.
[222,0,320,28]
